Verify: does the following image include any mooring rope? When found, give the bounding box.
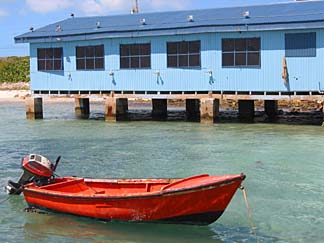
[0,196,10,205]
[0,185,23,205]
[240,185,259,243]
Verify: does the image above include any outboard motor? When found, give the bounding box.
[5,154,60,195]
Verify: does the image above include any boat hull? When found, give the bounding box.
[23,174,245,225]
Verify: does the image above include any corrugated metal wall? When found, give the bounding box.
[30,28,324,92]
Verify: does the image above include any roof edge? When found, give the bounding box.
[15,20,324,44]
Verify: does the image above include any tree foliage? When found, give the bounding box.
[0,57,30,83]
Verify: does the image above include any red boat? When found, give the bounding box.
[6,154,246,225]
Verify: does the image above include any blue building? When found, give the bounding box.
[17,1,324,123]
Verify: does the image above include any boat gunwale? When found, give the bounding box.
[23,174,246,200]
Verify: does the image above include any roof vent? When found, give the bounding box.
[55,25,62,32]
[96,21,101,28]
[29,27,34,32]
[243,11,250,18]
[140,18,146,25]
[187,15,194,22]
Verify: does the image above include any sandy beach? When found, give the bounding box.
[0,82,30,101]
[0,90,30,100]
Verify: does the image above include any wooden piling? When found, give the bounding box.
[105,98,128,122]
[26,97,43,120]
[75,98,90,119]
[239,100,255,122]
[264,100,278,119]
[105,97,116,122]
[152,99,167,120]
[200,98,219,124]
[186,99,200,121]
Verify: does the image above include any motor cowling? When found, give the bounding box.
[6,154,58,195]
[22,154,53,178]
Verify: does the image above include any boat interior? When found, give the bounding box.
[29,174,228,196]
[34,177,176,196]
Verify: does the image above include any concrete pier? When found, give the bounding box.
[152,99,167,120]
[200,98,219,124]
[26,97,43,120]
[186,99,200,121]
[75,98,90,119]
[105,98,128,122]
[239,100,255,122]
[264,100,278,119]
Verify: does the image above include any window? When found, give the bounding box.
[37,48,63,71]
[120,44,151,69]
[285,32,316,57]
[76,45,104,70]
[167,41,201,68]
[222,38,260,67]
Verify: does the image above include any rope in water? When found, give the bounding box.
[240,185,259,243]
[0,196,10,205]
[0,185,23,205]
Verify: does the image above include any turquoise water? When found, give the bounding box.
[0,101,324,243]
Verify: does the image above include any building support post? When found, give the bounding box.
[152,99,167,120]
[239,100,255,122]
[105,98,128,122]
[186,99,200,121]
[105,97,116,122]
[200,98,219,124]
[26,97,43,120]
[75,98,90,119]
[264,100,278,119]
[116,98,128,121]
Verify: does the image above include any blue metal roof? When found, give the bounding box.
[15,1,324,43]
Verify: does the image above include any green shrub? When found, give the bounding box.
[0,57,30,83]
